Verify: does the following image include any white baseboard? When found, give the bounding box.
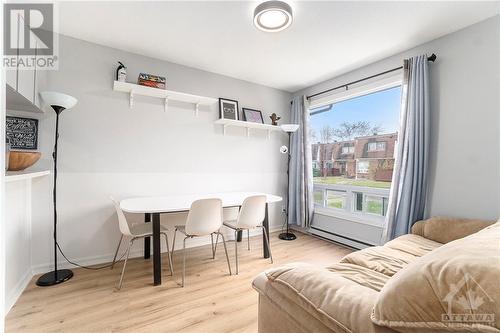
[31,224,282,275]
[5,269,32,314]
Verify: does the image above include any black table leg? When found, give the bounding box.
[144,213,151,259]
[152,212,161,286]
[263,203,270,258]
[236,206,242,242]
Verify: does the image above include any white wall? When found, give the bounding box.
[29,35,291,272]
[296,15,500,221]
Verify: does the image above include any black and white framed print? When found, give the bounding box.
[219,98,239,120]
[242,108,264,124]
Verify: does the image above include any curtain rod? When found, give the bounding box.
[306,53,437,101]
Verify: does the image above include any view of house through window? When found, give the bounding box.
[310,86,401,219]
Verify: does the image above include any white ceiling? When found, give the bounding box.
[59,1,500,92]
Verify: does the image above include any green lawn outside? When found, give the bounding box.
[313,176,391,189]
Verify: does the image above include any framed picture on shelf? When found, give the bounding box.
[219,98,239,120]
[242,108,264,124]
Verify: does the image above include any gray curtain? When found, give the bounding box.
[382,55,430,242]
[288,95,314,228]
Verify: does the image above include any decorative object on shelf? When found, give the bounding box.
[37,91,78,287]
[279,123,300,241]
[219,98,239,120]
[242,108,264,124]
[7,151,41,171]
[116,61,127,82]
[270,113,281,126]
[5,138,10,171]
[6,116,39,150]
[137,73,166,89]
[254,1,293,32]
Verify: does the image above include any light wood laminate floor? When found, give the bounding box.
[6,231,352,333]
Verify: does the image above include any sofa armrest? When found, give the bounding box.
[411,216,495,244]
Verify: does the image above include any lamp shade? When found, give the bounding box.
[280,124,299,133]
[40,91,78,111]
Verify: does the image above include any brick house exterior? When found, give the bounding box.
[312,133,397,182]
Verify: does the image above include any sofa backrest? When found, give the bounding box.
[411,216,496,244]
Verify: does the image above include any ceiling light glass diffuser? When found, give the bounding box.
[254,1,293,32]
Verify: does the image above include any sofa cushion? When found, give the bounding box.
[340,245,420,277]
[253,263,395,333]
[371,221,500,333]
[327,263,390,292]
[384,234,442,257]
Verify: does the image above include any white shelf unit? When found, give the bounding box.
[214,118,283,139]
[113,81,218,115]
[5,169,50,182]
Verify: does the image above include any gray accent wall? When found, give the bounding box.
[28,34,291,271]
[296,15,500,221]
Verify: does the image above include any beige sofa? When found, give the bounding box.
[253,217,499,333]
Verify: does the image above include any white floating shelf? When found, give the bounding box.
[6,169,50,182]
[113,81,218,114]
[214,118,283,139]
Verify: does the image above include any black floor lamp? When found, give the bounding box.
[279,124,299,241]
[37,91,78,287]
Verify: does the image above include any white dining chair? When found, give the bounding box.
[215,195,273,274]
[172,198,232,287]
[110,197,173,289]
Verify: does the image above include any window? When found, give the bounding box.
[354,192,388,216]
[357,161,369,173]
[341,146,354,154]
[326,190,346,209]
[368,142,386,152]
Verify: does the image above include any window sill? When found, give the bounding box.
[314,207,386,228]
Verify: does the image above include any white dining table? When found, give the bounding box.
[120,192,282,286]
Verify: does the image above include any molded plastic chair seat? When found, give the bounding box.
[216,195,273,274]
[172,198,232,287]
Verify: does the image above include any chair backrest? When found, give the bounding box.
[236,195,266,229]
[185,198,223,236]
[110,197,133,237]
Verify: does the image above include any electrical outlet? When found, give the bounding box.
[281,205,287,213]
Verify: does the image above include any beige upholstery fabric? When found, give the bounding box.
[253,263,395,333]
[411,217,495,244]
[372,221,500,333]
[384,234,442,257]
[253,217,497,333]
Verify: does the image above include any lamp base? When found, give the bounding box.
[278,232,297,241]
[36,269,73,287]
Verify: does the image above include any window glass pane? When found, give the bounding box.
[314,190,324,205]
[365,195,384,215]
[310,85,400,190]
[354,192,363,211]
[326,190,346,209]
[357,161,369,173]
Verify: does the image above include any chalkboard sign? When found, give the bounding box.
[6,116,39,150]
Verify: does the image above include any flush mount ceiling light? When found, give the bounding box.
[254,1,293,32]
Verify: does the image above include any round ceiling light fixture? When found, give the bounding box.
[253,1,293,32]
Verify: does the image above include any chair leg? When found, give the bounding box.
[162,232,174,276]
[211,233,215,259]
[217,232,232,276]
[111,234,123,270]
[117,239,133,290]
[172,228,177,256]
[234,230,239,275]
[262,227,273,264]
[247,229,250,251]
[182,237,188,287]
[213,232,220,258]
